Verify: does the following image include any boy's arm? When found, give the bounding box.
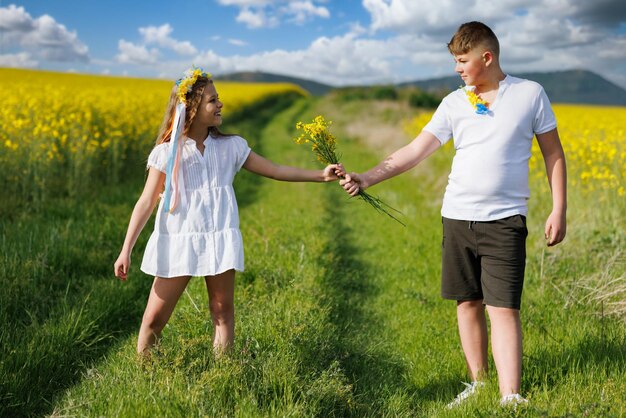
[242,151,340,182]
[340,130,441,196]
[536,128,567,246]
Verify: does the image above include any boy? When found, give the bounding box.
[339,21,566,407]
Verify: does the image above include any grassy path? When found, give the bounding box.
[2,95,624,417]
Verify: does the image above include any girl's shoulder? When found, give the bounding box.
[213,135,251,170]
[148,141,171,157]
[214,134,249,149]
[213,133,245,142]
[152,141,171,152]
[147,142,171,172]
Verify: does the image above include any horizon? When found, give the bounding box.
[5,67,624,95]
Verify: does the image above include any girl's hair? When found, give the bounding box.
[447,21,500,58]
[155,77,231,145]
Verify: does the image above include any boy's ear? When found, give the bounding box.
[482,51,494,66]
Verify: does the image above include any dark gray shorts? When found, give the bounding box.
[441,215,528,310]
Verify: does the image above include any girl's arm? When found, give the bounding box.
[114,167,165,280]
[536,128,567,246]
[242,151,340,182]
[340,130,441,196]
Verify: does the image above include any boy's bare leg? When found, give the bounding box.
[486,305,522,395]
[205,269,236,352]
[457,300,489,380]
[138,276,192,355]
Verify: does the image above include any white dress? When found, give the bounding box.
[140,134,251,278]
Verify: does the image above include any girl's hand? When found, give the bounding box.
[322,164,343,182]
[114,252,131,281]
[340,172,367,196]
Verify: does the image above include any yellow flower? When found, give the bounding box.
[294,114,405,225]
[4,139,18,150]
[0,67,304,204]
[464,88,488,114]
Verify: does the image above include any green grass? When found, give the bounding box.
[1,95,624,417]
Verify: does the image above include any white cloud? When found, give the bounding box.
[236,7,277,28]
[228,38,249,46]
[151,32,430,86]
[547,0,626,27]
[138,24,198,55]
[140,9,625,89]
[0,4,88,62]
[116,40,160,65]
[283,1,330,24]
[6,1,622,91]
[217,0,272,5]
[363,0,457,33]
[498,13,604,50]
[361,0,617,49]
[115,23,198,66]
[360,0,626,87]
[0,52,38,67]
[217,0,330,29]
[597,36,626,60]
[0,4,34,30]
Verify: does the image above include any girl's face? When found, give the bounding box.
[194,82,223,127]
[453,48,488,86]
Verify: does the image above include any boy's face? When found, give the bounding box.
[453,48,488,86]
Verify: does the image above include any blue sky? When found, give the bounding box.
[2,0,626,88]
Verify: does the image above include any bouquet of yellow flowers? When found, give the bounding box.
[295,115,405,226]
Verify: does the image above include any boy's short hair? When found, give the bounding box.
[448,21,500,58]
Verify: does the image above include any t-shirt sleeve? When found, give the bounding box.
[533,87,557,135]
[232,136,252,172]
[423,98,453,145]
[147,143,168,173]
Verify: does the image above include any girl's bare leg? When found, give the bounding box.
[205,269,236,352]
[137,275,192,355]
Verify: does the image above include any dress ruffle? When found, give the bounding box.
[141,228,244,277]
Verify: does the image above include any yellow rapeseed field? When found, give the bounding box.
[404,104,626,198]
[0,68,305,205]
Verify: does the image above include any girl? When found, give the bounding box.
[114,67,341,355]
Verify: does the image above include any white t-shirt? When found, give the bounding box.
[423,75,557,221]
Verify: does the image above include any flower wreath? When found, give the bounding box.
[175,66,211,104]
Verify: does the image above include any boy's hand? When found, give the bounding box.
[333,163,347,178]
[340,172,367,196]
[545,211,566,246]
[114,253,130,281]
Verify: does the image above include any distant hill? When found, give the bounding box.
[217,69,626,105]
[215,71,333,96]
[398,70,626,106]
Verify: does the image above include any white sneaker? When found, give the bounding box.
[446,381,485,409]
[500,393,529,408]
